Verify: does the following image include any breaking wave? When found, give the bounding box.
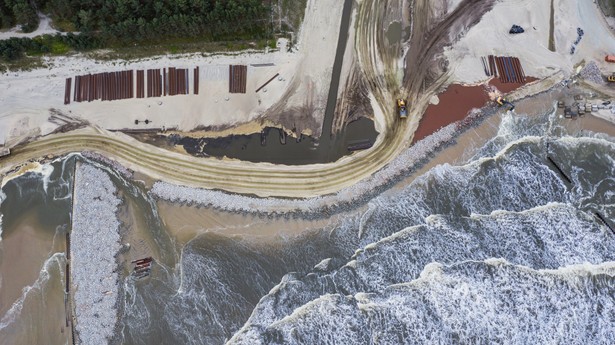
[226,112,615,344]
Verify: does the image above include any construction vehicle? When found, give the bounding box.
[496,96,515,111]
[578,106,585,116]
[607,73,615,82]
[397,99,408,118]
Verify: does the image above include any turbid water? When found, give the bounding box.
[0,158,74,345]
[1,108,615,344]
[178,117,378,164]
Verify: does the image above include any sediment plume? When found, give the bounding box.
[71,163,121,345]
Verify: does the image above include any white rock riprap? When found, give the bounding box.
[150,123,458,215]
[71,163,122,345]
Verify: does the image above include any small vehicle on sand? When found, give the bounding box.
[397,99,408,118]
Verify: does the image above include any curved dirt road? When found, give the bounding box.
[1,0,499,198]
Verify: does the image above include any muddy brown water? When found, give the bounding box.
[412,79,533,143]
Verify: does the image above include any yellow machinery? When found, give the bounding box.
[397,99,408,118]
[496,96,515,111]
[608,73,615,82]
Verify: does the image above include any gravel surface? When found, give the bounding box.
[579,61,604,84]
[151,123,458,216]
[71,163,122,345]
[82,151,134,180]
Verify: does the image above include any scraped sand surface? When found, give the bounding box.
[0,0,344,146]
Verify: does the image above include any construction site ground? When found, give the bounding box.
[2,0,615,200]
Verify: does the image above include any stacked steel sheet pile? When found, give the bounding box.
[72,71,134,102]
[131,257,153,279]
[136,70,145,98]
[484,56,526,83]
[64,78,72,104]
[229,64,247,93]
[165,67,190,96]
[194,67,199,95]
[147,69,163,98]
[66,66,200,103]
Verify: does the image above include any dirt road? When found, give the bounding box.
[0,1,516,198]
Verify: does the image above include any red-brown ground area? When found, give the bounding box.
[411,77,537,143]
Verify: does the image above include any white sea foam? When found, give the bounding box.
[229,202,615,343]
[234,261,615,345]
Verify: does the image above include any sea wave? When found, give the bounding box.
[0,252,65,332]
[226,121,615,344]
[249,261,615,345]
[228,202,615,343]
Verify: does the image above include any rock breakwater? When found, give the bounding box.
[71,163,122,345]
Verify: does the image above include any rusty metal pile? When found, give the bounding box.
[72,71,134,102]
[256,73,279,93]
[166,67,190,96]
[194,67,200,95]
[136,70,145,99]
[131,257,153,280]
[64,77,72,104]
[482,56,526,83]
[229,65,247,93]
[147,69,163,98]
[65,67,201,104]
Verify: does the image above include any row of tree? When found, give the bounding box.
[0,33,101,62]
[0,0,40,33]
[0,0,272,63]
[36,0,270,41]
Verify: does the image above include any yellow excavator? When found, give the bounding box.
[607,73,615,82]
[496,96,515,111]
[397,99,408,118]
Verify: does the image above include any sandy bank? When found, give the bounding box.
[0,0,346,147]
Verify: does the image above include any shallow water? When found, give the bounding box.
[0,158,74,345]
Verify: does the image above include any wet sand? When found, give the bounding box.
[117,195,162,266]
[0,211,68,345]
[0,210,59,316]
[157,201,349,246]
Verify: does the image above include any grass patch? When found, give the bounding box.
[51,41,70,54]
[85,37,274,61]
[52,18,76,32]
[3,56,47,71]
